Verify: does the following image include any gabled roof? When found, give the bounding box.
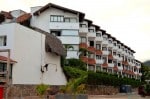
[33,3,85,22]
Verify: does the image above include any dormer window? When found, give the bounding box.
[0,36,7,46]
[103,37,107,40]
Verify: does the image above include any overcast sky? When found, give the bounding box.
[0,0,150,62]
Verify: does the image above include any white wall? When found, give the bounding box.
[0,23,15,57]
[31,7,79,33]
[0,23,67,85]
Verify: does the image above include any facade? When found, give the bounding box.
[0,23,67,85]
[0,3,142,80]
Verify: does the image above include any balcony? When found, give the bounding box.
[113,55,118,59]
[122,61,129,66]
[113,46,118,50]
[49,22,79,29]
[88,58,96,65]
[102,51,109,55]
[95,37,103,41]
[80,56,88,63]
[118,66,123,71]
[79,43,88,49]
[113,66,118,71]
[118,57,123,61]
[102,63,108,68]
[87,32,96,37]
[96,59,104,64]
[108,43,113,47]
[88,46,95,53]
[102,40,108,45]
[58,36,79,44]
[108,63,114,68]
[108,54,113,60]
[95,50,102,55]
[79,27,88,33]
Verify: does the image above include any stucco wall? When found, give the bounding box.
[0,23,67,85]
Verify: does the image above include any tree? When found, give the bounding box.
[141,63,150,83]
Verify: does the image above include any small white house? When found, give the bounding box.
[0,23,67,86]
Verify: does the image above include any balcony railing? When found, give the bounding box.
[88,46,95,53]
[79,43,88,49]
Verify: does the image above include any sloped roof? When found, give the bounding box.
[16,13,31,23]
[33,3,85,22]
[0,11,13,19]
[31,27,65,56]
[0,55,17,63]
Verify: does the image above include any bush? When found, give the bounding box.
[63,66,87,80]
[88,71,141,87]
[65,58,86,70]
[36,84,49,96]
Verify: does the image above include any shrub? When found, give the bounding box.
[65,58,86,70]
[36,84,49,96]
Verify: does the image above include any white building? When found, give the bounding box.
[0,2,142,82]
[0,23,67,85]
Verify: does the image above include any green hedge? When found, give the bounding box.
[63,66,87,80]
[88,71,141,88]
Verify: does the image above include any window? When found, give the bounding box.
[96,55,101,59]
[50,30,61,36]
[89,53,94,58]
[0,63,12,78]
[96,44,101,50]
[64,18,77,22]
[113,51,116,55]
[80,37,86,43]
[108,40,112,44]
[113,43,116,46]
[103,37,107,40]
[102,47,107,51]
[96,33,101,37]
[80,24,87,28]
[50,15,64,22]
[88,29,94,32]
[102,57,107,63]
[89,41,94,47]
[108,59,113,63]
[113,61,117,66]
[0,36,7,46]
[108,49,112,54]
[118,63,121,67]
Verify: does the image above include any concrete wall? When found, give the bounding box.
[0,23,67,85]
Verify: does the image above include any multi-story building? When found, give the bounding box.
[0,3,142,80]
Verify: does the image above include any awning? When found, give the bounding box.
[0,55,17,64]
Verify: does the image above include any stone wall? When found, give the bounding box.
[87,85,119,95]
[5,84,59,98]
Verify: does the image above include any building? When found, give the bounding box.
[0,3,142,81]
[0,22,67,86]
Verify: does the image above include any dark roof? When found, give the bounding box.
[33,3,85,22]
[91,24,100,31]
[0,11,13,19]
[84,19,92,25]
[16,13,31,23]
[31,27,65,56]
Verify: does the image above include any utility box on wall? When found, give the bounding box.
[120,85,132,93]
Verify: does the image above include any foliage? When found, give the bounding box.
[63,66,87,80]
[36,84,49,96]
[141,63,150,83]
[88,71,142,88]
[78,48,88,56]
[65,58,86,70]
[145,84,150,94]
